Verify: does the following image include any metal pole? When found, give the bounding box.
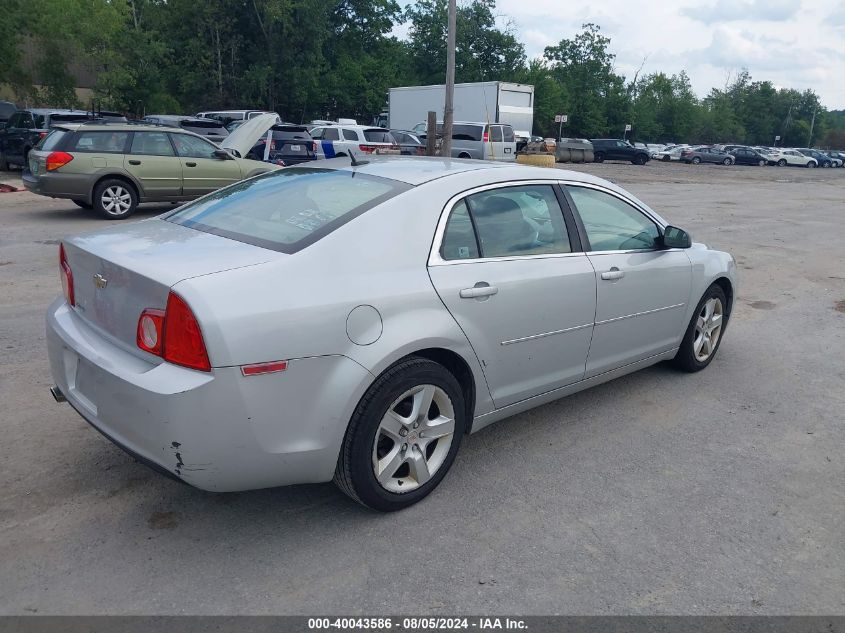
[441,0,456,157]
[426,111,437,156]
[558,119,562,143]
[807,106,817,147]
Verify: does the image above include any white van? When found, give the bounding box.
[414,121,517,161]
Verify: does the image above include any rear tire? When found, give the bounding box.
[807,162,816,168]
[722,158,731,166]
[594,152,605,163]
[93,179,138,220]
[758,159,766,166]
[673,284,728,373]
[334,356,466,511]
[458,152,472,159]
[777,159,787,167]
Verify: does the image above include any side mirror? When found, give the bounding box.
[213,148,233,160]
[662,225,692,249]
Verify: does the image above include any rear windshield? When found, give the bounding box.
[166,168,410,253]
[38,129,69,151]
[271,126,311,140]
[363,129,394,143]
[181,121,227,136]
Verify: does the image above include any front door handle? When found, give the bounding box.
[600,267,625,281]
[185,161,197,167]
[128,159,141,165]
[460,283,499,299]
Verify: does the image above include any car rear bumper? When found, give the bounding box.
[23,170,90,202]
[46,297,374,492]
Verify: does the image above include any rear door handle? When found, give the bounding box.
[601,267,625,281]
[128,159,141,165]
[460,283,499,299]
[185,161,197,167]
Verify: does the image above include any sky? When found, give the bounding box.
[395,0,845,109]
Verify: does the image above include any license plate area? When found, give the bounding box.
[70,354,99,416]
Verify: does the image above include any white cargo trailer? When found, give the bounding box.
[385,81,534,134]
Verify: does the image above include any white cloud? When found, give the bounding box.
[681,0,800,24]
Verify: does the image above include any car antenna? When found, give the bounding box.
[348,152,368,167]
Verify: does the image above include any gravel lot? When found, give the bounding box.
[1,161,844,615]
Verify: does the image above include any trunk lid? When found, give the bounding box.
[63,218,281,352]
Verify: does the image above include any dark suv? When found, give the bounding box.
[589,139,651,165]
[0,109,93,169]
[142,115,229,143]
[244,124,317,166]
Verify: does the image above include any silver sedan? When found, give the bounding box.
[47,158,737,511]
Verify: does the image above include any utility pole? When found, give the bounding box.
[441,0,456,158]
[807,105,817,147]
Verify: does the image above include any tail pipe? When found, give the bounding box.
[50,386,67,403]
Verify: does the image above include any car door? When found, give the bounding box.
[485,124,504,160]
[124,131,183,198]
[170,132,242,196]
[428,183,596,408]
[564,184,692,378]
[5,111,30,163]
[501,125,516,161]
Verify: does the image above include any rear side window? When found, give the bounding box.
[39,129,68,151]
[69,131,129,153]
[451,124,482,141]
[130,132,175,156]
[342,129,359,141]
[503,126,515,143]
[166,168,410,253]
[489,126,503,142]
[363,129,393,143]
[441,185,571,260]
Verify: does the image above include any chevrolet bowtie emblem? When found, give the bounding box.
[93,273,108,289]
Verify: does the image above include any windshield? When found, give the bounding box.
[166,168,410,253]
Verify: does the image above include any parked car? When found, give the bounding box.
[309,124,400,160]
[589,139,650,165]
[22,121,279,219]
[232,119,319,166]
[143,115,229,143]
[795,148,834,168]
[768,149,817,168]
[0,101,18,124]
[681,147,734,165]
[0,109,93,170]
[46,157,736,510]
[729,147,769,166]
[417,121,518,161]
[654,146,686,161]
[390,129,426,156]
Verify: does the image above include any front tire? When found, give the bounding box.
[722,158,732,166]
[807,161,816,168]
[777,159,787,167]
[673,284,728,372]
[662,155,671,162]
[692,157,701,164]
[594,152,605,163]
[0,150,8,171]
[334,357,466,511]
[632,154,647,165]
[93,179,138,219]
[758,159,766,166]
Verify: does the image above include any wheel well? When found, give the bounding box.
[407,348,476,433]
[713,277,734,317]
[93,174,139,201]
[457,152,471,159]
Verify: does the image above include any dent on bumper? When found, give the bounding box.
[46,298,374,492]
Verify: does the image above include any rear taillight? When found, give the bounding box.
[136,291,210,372]
[483,132,489,142]
[358,144,377,154]
[311,141,318,152]
[46,151,74,171]
[59,243,75,306]
[136,309,165,355]
[39,131,48,140]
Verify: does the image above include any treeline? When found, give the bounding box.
[2,0,842,146]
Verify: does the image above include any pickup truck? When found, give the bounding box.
[589,138,651,165]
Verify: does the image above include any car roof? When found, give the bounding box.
[56,123,207,134]
[146,115,222,123]
[320,156,616,188]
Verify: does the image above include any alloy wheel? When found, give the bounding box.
[372,384,455,493]
[101,185,132,216]
[693,297,723,362]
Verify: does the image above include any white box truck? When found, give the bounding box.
[382,81,534,136]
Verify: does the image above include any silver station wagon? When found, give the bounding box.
[47,158,737,511]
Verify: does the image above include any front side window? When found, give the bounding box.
[170,133,217,159]
[69,131,129,153]
[167,168,410,253]
[323,127,340,141]
[567,186,659,251]
[440,185,571,260]
[130,132,175,156]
